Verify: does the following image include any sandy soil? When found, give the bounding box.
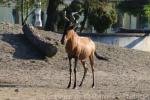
[0,23,150,100]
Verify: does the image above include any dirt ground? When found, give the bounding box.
[0,23,150,100]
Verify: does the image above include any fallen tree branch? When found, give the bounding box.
[22,24,58,57]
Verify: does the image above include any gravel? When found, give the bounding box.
[0,23,150,100]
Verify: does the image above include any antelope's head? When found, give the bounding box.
[61,16,76,45]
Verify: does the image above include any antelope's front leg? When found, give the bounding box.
[67,58,72,88]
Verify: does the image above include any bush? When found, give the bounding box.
[88,2,117,33]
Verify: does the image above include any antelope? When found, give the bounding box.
[61,16,108,89]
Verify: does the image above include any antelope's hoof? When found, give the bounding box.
[92,85,95,89]
[73,86,78,89]
[79,84,82,87]
[92,84,95,88]
[67,84,71,89]
[67,86,71,89]
[92,86,95,89]
[67,87,70,89]
[73,84,77,89]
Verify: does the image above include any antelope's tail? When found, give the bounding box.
[94,51,108,61]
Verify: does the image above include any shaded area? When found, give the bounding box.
[22,24,58,57]
[125,36,146,48]
[0,84,17,88]
[117,28,150,33]
[0,84,50,88]
[2,33,45,60]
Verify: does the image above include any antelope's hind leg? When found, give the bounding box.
[79,60,88,87]
[73,58,78,89]
[89,55,95,88]
[67,58,72,88]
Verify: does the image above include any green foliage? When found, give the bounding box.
[66,0,82,12]
[0,0,3,4]
[0,0,9,3]
[144,4,150,16]
[0,0,12,6]
[65,0,82,21]
[88,1,117,33]
[0,0,48,11]
[65,0,117,32]
[57,1,82,31]
[64,0,117,33]
[41,0,49,10]
[117,0,149,16]
[15,0,34,11]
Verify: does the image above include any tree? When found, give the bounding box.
[0,0,35,25]
[17,0,48,25]
[117,0,150,29]
[0,0,48,25]
[44,0,63,31]
[65,0,82,21]
[117,0,149,16]
[0,0,4,4]
[88,1,116,33]
[144,4,150,16]
[21,0,24,25]
[16,0,34,25]
[66,0,117,33]
[0,0,12,5]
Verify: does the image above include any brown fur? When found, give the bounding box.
[61,28,97,89]
[65,30,95,60]
[61,15,108,88]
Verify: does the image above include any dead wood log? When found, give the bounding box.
[22,24,58,57]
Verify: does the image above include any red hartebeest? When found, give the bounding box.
[61,17,108,89]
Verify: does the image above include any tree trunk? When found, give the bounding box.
[45,0,59,31]
[80,11,87,33]
[80,0,88,33]
[21,0,24,25]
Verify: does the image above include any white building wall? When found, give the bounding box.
[130,15,136,29]
[88,35,150,52]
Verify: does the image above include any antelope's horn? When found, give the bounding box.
[64,16,70,21]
